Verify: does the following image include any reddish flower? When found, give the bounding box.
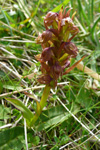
[51,61,63,79]
[36,7,82,88]
[38,75,52,85]
[41,47,54,62]
[62,60,70,70]
[44,11,58,29]
[36,30,53,44]
[41,61,50,73]
[64,42,78,58]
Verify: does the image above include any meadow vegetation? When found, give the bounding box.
[0,0,100,149]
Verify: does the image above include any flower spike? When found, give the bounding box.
[36,6,84,88]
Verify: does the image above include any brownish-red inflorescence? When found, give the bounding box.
[36,6,79,88]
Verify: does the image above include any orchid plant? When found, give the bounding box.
[6,6,85,127]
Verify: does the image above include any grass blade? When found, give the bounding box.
[52,0,70,12]
[91,16,100,42]
[77,0,90,26]
[0,7,13,35]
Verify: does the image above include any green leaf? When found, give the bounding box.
[32,136,40,146]
[0,127,24,149]
[36,104,80,131]
[27,133,40,145]
[5,98,33,126]
[52,0,70,12]
[76,87,93,108]
[0,105,11,120]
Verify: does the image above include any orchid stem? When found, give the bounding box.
[40,85,51,109]
[30,85,51,126]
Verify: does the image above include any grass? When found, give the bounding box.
[0,0,100,149]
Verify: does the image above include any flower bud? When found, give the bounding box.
[36,30,53,44]
[38,74,52,84]
[64,42,78,58]
[69,25,79,35]
[41,62,50,73]
[60,17,79,41]
[51,61,62,79]
[61,17,73,27]
[42,30,52,43]
[44,11,58,29]
[41,47,54,62]
[62,60,70,70]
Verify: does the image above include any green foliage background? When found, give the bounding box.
[0,0,100,149]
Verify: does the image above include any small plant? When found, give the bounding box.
[6,6,85,127]
[1,1,100,149]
